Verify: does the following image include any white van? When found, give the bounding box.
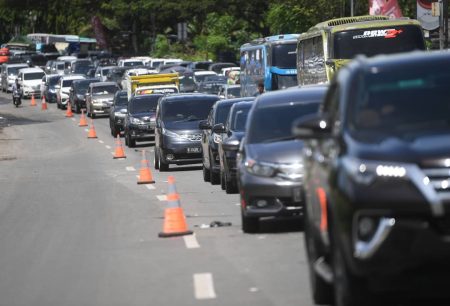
[1,63,29,93]
[55,74,85,109]
[17,67,45,98]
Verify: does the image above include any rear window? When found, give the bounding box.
[215,104,234,125]
[162,98,217,122]
[333,25,425,59]
[24,72,45,80]
[230,107,251,132]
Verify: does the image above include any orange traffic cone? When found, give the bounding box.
[41,97,47,110]
[159,176,193,238]
[30,94,37,106]
[65,102,74,117]
[87,119,98,139]
[78,109,88,127]
[137,150,155,184]
[113,134,126,159]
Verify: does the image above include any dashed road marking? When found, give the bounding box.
[99,140,104,144]
[105,145,111,149]
[193,273,216,300]
[71,118,76,122]
[84,128,89,132]
[145,184,155,190]
[126,166,136,171]
[156,195,167,201]
[184,234,200,249]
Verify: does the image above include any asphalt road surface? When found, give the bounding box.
[0,92,313,306]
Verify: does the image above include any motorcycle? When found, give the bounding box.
[12,91,21,108]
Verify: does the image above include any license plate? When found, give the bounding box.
[292,187,302,202]
[187,147,201,153]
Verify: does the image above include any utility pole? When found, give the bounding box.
[444,0,449,49]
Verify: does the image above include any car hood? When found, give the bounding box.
[164,120,204,131]
[130,111,156,120]
[247,140,304,164]
[346,133,450,166]
[92,94,114,101]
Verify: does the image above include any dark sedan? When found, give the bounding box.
[217,100,253,193]
[124,94,163,147]
[69,78,100,113]
[237,85,328,233]
[109,90,128,136]
[154,93,219,171]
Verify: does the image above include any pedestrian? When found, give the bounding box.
[254,81,264,96]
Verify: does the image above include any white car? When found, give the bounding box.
[55,74,85,109]
[17,67,46,98]
[193,70,217,91]
[118,59,144,67]
[95,65,116,82]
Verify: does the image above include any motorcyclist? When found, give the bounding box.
[12,78,21,106]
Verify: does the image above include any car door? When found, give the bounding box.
[201,109,214,169]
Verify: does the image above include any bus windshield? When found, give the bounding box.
[271,43,297,68]
[333,25,425,59]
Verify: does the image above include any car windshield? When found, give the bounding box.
[272,74,298,91]
[62,79,80,87]
[227,87,241,98]
[75,81,96,93]
[333,25,425,59]
[271,42,297,68]
[349,62,450,140]
[8,66,27,75]
[74,66,93,74]
[129,95,161,114]
[48,77,60,86]
[93,85,118,95]
[56,63,65,70]
[101,68,110,76]
[24,72,45,80]
[194,73,216,83]
[230,107,251,132]
[247,102,320,143]
[215,104,234,125]
[123,61,143,67]
[204,76,227,83]
[162,99,217,122]
[115,93,128,106]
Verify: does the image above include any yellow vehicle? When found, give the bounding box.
[296,16,426,85]
[126,73,179,98]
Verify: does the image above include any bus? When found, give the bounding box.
[240,34,299,97]
[297,16,426,85]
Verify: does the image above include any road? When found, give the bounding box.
[0,92,314,306]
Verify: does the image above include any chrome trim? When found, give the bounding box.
[354,217,395,259]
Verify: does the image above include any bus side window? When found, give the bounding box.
[313,36,326,84]
[302,38,314,85]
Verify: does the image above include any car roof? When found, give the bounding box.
[18,67,44,73]
[232,101,254,109]
[90,81,118,87]
[161,93,219,102]
[130,93,164,102]
[61,75,85,80]
[255,84,328,108]
[5,63,29,68]
[194,71,217,76]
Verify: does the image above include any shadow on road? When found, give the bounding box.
[0,113,49,129]
[167,165,203,172]
[257,217,304,233]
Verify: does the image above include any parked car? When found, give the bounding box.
[218,84,241,99]
[199,98,242,184]
[86,81,120,118]
[17,67,46,99]
[294,51,450,306]
[1,63,28,92]
[41,74,61,103]
[109,90,129,136]
[154,93,219,171]
[217,99,254,193]
[69,78,101,113]
[197,75,227,94]
[124,93,163,147]
[237,85,327,233]
[56,74,86,109]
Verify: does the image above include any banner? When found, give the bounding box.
[369,0,403,18]
[417,0,439,30]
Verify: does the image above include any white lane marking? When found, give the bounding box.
[84,129,89,132]
[71,118,76,122]
[156,195,167,201]
[136,175,140,179]
[126,166,136,171]
[184,234,200,249]
[235,203,240,206]
[145,185,155,190]
[193,273,216,300]
[105,145,111,149]
[99,140,104,144]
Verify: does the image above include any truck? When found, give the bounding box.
[125,72,180,99]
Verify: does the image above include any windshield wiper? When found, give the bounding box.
[262,135,297,143]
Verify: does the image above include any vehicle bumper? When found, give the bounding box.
[46,92,57,102]
[113,116,126,129]
[128,124,155,141]
[91,103,111,114]
[23,89,41,98]
[160,138,202,165]
[239,170,304,218]
[74,99,86,108]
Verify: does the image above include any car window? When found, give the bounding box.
[129,95,161,113]
[162,99,217,122]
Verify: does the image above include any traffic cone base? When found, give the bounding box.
[137,150,155,184]
[78,110,88,127]
[31,94,37,106]
[65,103,74,117]
[113,135,126,159]
[87,120,98,138]
[41,99,47,110]
[158,207,193,238]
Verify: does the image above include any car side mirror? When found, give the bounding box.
[222,138,240,151]
[292,113,331,139]
[198,120,211,130]
[212,123,226,134]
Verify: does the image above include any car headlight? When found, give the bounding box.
[162,128,181,138]
[115,112,126,117]
[77,94,85,100]
[245,158,276,177]
[213,133,222,144]
[341,157,407,185]
[130,117,144,124]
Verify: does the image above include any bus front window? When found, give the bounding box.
[271,43,297,69]
[272,74,298,90]
[333,25,425,59]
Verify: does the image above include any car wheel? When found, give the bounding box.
[124,133,129,145]
[220,171,226,190]
[127,134,135,148]
[111,125,118,137]
[332,231,372,306]
[159,152,169,172]
[224,171,238,194]
[304,213,333,305]
[154,149,160,170]
[209,152,220,185]
[91,111,96,119]
[241,210,259,233]
[202,165,210,182]
[75,103,81,114]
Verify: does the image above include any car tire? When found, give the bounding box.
[224,171,238,194]
[304,214,333,305]
[111,125,118,137]
[127,134,135,148]
[91,111,96,119]
[154,149,160,170]
[202,165,210,182]
[75,103,81,114]
[241,211,259,233]
[209,152,220,185]
[159,152,169,172]
[220,171,226,190]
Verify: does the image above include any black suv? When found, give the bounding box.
[124,94,163,147]
[109,90,129,136]
[199,98,246,184]
[295,51,450,306]
[154,93,219,171]
[69,78,100,113]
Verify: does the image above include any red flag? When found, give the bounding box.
[369,0,403,18]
